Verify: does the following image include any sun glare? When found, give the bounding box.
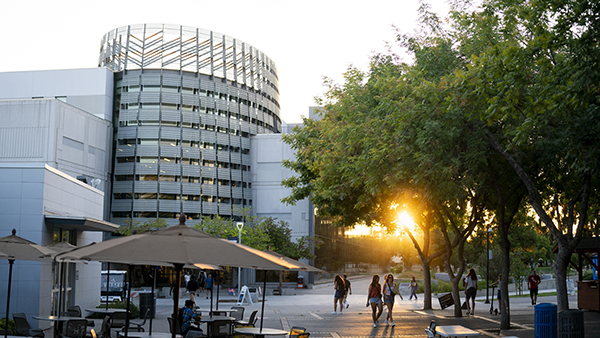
[395,211,417,235]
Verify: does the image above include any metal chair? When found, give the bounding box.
[109,312,127,331]
[230,307,244,322]
[61,319,88,338]
[13,313,45,338]
[68,305,95,328]
[92,316,111,338]
[235,309,257,327]
[128,309,150,331]
[289,326,306,338]
[207,320,233,338]
[167,317,181,335]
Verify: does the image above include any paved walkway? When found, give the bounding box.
[106,276,598,338]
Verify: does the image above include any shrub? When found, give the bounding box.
[0,318,15,333]
[391,265,404,274]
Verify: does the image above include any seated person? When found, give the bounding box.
[182,300,202,335]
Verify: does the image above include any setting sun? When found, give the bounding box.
[395,211,417,235]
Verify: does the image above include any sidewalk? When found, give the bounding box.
[106,278,598,338]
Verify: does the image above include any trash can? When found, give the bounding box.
[298,276,304,288]
[535,303,557,338]
[559,309,584,338]
[139,292,156,318]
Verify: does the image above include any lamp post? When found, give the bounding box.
[485,225,492,304]
[236,222,244,291]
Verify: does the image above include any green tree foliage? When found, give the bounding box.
[450,0,600,311]
[115,218,169,236]
[193,208,319,260]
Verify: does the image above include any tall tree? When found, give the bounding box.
[452,0,600,311]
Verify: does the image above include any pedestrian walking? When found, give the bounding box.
[409,276,418,300]
[382,274,401,326]
[527,269,541,305]
[186,274,199,304]
[332,274,345,314]
[205,273,215,299]
[366,274,383,327]
[342,274,352,308]
[464,268,478,315]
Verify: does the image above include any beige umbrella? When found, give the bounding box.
[263,248,324,272]
[57,215,301,338]
[1,229,56,338]
[0,250,10,259]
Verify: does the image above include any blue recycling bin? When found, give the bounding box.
[535,303,557,338]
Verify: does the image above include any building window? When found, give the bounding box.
[135,193,157,199]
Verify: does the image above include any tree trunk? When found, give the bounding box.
[451,277,463,317]
[422,260,432,310]
[553,246,572,310]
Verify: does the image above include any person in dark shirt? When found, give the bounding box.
[186,275,199,304]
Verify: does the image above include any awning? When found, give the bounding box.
[44,215,119,232]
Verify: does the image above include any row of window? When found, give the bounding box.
[120,84,278,110]
[111,212,247,220]
[114,175,249,187]
[113,193,249,204]
[116,157,250,170]
[118,139,250,153]
[117,120,258,135]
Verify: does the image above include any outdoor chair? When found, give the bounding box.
[167,317,181,335]
[61,319,88,338]
[117,326,144,338]
[424,320,436,338]
[90,316,111,338]
[13,313,45,338]
[109,312,127,331]
[235,310,257,327]
[289,326,306,338]
[207,320,233,338]
[68,305,95,328]
[230,307,244,322]
[128,309,150,331]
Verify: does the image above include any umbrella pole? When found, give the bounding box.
[124,264,133,338]
[215,270,219,310]
[260,270,267,332]
[57,261,63,317]
[106,263,110,310]
[172,264,183,338]
[4,259,14,338]
[149,267,156,334]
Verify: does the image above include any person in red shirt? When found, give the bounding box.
[527,269,542,305]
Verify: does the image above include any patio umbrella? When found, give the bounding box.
[0,229,56,338]
[57,214,302,338]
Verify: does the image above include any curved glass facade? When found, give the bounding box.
[101,24,281,223]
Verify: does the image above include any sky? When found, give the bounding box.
[0,0,449,124]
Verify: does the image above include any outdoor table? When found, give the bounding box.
[234,328,289,338]
[198,316,234,323]
[85,308,128,314]
[435,325,481,337]
[33,315,83,337]
[123,333,174,338]
[198,309,237,317]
